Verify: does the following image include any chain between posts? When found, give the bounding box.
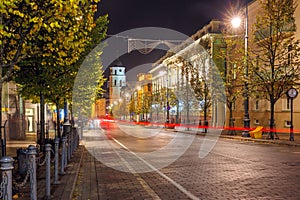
[0,125,79,199]
[37,154,47,166]
[12,164,31,189]
[0,171,8,199]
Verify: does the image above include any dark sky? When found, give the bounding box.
[97,0,251,36]
[96,0,252,80]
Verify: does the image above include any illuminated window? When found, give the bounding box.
[282,98,291,110]
[285,120,291,127]
[255,100,259,110]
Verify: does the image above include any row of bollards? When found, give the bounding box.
[0,126,80,200]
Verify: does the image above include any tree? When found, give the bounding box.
[251,0,300,139]
[177,59,196,129]
[69,15,108,128]
[0,1,48,148]
[188,56,211,132]
[218,35,244,134]
[175,40,212,133]
[13,0,107,140]
[129,97,137,120]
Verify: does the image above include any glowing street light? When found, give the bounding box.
[231,17,242,29]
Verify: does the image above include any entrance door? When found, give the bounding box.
[26,108,35,132]
[28,116,34,132]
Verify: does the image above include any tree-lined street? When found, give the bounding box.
[2,0,300,199]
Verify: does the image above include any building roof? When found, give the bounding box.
[111,58,124,67]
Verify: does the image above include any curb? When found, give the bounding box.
[69,145,85,200]
[167,128,300,147]
[220,135,300,147]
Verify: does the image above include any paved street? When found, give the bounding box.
[73,122,300,200]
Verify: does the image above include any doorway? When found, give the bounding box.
[26,108,34,132]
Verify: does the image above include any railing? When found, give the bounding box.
[0,125,80,200]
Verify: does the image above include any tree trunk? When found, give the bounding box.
[39,91,45,151]
[203,84,208,133]
[0,82,4,156]
[56,102,61,138]
[270,99,275,140]
[228,102,235,135]
[64,99,68,122]
[229,102,233,127]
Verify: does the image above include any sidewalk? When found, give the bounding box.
[1,133,82,200]
[11,144,84,199]
[172,126,300,147]
[220,132,300,147]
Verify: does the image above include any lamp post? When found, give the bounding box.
[166,65,170,125]
[231,3,250,136]
[286,87,298,141]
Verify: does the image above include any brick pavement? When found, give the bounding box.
[174,127,300,146]
[69,129,300,200]
[5,128,300,199]
[219,131,300,147]
[72,146,160,200]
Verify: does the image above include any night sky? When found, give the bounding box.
[96,0,252,80]
[97,0,252,36]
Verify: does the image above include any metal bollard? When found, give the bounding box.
[75,130,78,149]
[60,136,67,175]
[70,131,73,156]
[0,156,14,200]
[77,127,80,147]
[45,144,51,199]
[73,128,77,151]
[67,135,71,162]
[64,137,68,166]
[27,145,37,200]
[75,128,78,149]
[71,130,75,155]
[71,129,75,155]
[54,138,60,184]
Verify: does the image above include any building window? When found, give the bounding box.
[254,119,259,125]
[233,63,237,79]
[255,100,259,110]
[284,120,291,128]
[114,80,117,86]
[148,83,151,92]
[120,80,122,87]
[282,98,291,110]
[287,98,291,110]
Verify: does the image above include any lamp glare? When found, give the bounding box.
[231,17,242,28]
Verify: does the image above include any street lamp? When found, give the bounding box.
[286,87,298,141]
[231,3,250,136]
[166,65,170,125]
[231,17,242,29]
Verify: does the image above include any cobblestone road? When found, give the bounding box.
[74,126,300,200]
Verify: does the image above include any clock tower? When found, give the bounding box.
[109,60,126,107]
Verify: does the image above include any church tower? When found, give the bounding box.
[109,60,126,107]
